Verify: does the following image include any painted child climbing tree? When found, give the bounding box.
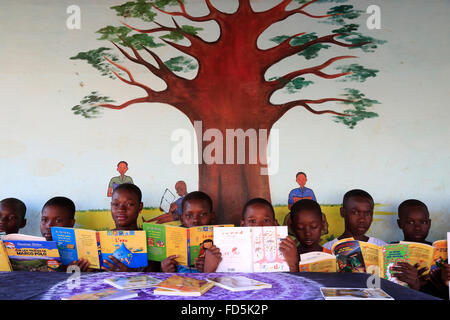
[71,0,385,225]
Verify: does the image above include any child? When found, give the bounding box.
[0,198,27,235]
[161,191,216,273]
[322,189,387,250]
[203,198,278,273]
[279,199,330,272]
[40,196,90,272]
[393,199,449,299]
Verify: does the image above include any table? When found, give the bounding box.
[0,271,440,300]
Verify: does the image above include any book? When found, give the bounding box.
[2,234,46,241]
[0,241,12,271]
[51,227,148,269]
[61,288,138,300]
[431,239,447,272]
[153,275,214,296]
[299,251,337,272]
[214,226,290,272]
[143,223,233,266]
[160,188,176,213]
[332,239,366,273]
[206,276,272,291]
[104,275,162,290]
[3,239,61,271]
[320,287,394,300]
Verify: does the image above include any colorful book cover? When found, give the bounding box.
[51,227,102,269]
[0,240,12,271]
[381,243,410,287]
[299,251,337,272]
[431,240,447,272]
[399,241,434,275]
[214,226,289,272]
[154,275,214,296]
[4,239,61,272]
[99,230,148,269]
[206,276,272,291]
[320,287,394,300]
[359,241,382,275]
[143,223,233,266]
[333,240,366,273]
[61,288,138,300]
[104,275,161,289]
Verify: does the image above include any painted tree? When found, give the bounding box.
[72,0,385,225]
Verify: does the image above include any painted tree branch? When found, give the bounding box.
[152,0,217,22]
[278,99,349,117]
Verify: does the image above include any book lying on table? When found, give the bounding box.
[206,276,272,291]
[153,275,214,296]
[51,227,147,269]
[61,288,138,300]
[1,234,61,272]
[320,287,394,300]
[104,275,162,289]
[214,226,290,272]
[143,223,233,267]
[299,251,337,272]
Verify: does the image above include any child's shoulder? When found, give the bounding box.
[368,237,387,246]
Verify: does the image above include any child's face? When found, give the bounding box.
[40,205,75,241]
[240,203,277,227]
[111,189,143,230]
[291,210,323,249]
[0,202,25,234]
[341,196,373,237]
[397,207,431,242]
[180,199,215,227]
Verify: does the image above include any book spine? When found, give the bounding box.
[187,228,191,266]
[96,231,103,269]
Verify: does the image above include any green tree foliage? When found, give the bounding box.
[334,89,379,129]
[71,92,114,118]
[70,47,124,79]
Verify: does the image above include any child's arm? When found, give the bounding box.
[440,263,450,286]
[390,262,428,290]
[161,255,179,272]
[69,259,92,272]
[203,245,222,273]
[279,237,299,272]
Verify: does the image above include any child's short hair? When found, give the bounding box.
[289,199,322,221]
[42,197,76,219]
[241,198,275,220]
[112,183,142,202]
[181,191,213,213]
[342,189,374,207]
[398,199,429,219]
[0,198,27,220]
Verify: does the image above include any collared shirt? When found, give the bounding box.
[288,187,317,205]
[108,175,134,190]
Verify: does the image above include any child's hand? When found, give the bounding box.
[203,245,222,273]
[279,237,299,272]
[440,263,450,286]
[194,256,205,273]
[102,256,135,272]
[161,255,179,272]
[69,258,91,272]
[390,262,426,290]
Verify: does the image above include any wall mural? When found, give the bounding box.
[71,0,385,226]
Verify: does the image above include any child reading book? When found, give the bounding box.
[394,199,449,298]
[160,191,216,273]
[279,199,330,272]
[203,198,278,273]
[0,198,27,235]
[323,189,387,250]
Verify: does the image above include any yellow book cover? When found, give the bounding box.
[154,275,214,296]
[0,241,12,272]
[432,240,447,271]
[165,225,189,266]
[99,230,148,269]
[399,241,434,275]
[299,251,337,272]
[359,242,382,275]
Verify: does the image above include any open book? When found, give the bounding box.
[143,223,233,266]
[299,251,337,272]
[214,226,289,272]
[51,227,147,269]
[159,188,176,213]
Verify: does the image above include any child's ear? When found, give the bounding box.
[139,202,144,212]
[339,207,345,218]
[396,219,402,229]
[240,220,245,226]
[69,219,76,228]
[20,218,27,229]
[210,211,216,224]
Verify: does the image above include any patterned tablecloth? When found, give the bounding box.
[0,271,440,300]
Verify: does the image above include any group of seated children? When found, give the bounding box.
[0,184,448,299]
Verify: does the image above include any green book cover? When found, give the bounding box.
[382,244,410,287]
[143,223,167,262]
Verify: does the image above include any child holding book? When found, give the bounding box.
[0,198,27,235]
[40,196,91,271]
[393,199,449,299]
[279,199,330,272]
[161,191,216,273]
[203,198,278,273]
[322,189,387,250]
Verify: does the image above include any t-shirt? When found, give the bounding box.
[108,175,134,190]
[323,237,387,251]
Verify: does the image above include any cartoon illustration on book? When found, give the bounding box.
[107,161,134,197]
